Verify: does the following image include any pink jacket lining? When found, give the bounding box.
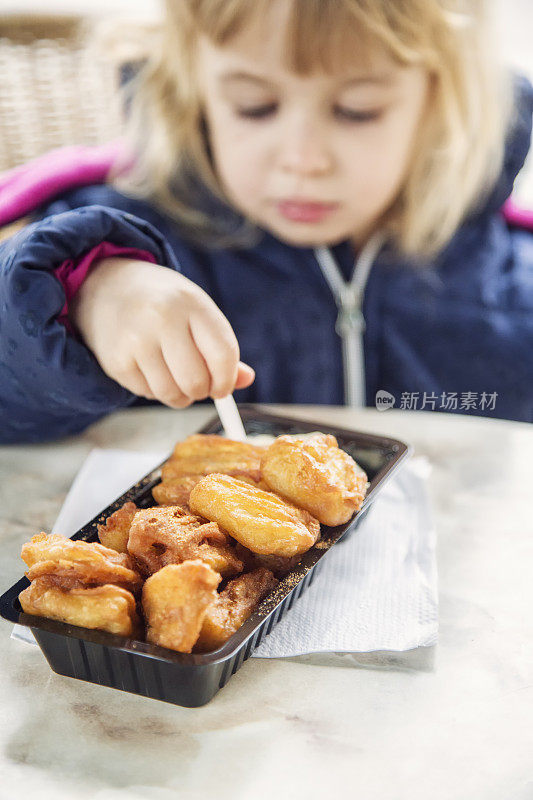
[55,243,156,334]
[0,139,132,227]
[502,197,533,230]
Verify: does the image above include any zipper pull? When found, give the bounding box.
[335,285,365,336]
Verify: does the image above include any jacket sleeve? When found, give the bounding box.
[0,204,180,443]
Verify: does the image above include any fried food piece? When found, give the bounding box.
[152,475,203,508]
[19,577,140,636]
[142,561,221,653]
[195,568,278,651]
[97,501,138,553]
[21,533,142,594]
[161,434,266,483]
[261,433,368,526]
[153,473,269,508]
[189,474,320,557]
[127,506,243,578]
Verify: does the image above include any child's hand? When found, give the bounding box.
[69,257,255,407]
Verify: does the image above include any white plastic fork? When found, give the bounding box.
[213,395,247,441]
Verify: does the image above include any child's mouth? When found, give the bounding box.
[277,200,339,223]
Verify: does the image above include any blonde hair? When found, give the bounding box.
[108,0,512,258]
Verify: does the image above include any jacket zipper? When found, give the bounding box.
[314,232,385,407]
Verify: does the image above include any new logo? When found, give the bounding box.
[375,390,395,411]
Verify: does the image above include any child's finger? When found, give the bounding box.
[234,362,255,390]
[112,360,156,400]
[188,308,240,398]
[161,334,211,401]
[137,347,193,409]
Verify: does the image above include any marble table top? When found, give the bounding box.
[1,404,532,800]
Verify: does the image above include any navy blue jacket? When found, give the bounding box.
[1,78,532,443]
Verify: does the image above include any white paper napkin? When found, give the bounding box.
[13,449,438,663]
[254,455,438,659]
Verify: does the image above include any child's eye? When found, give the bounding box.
[235,103,278,119]
[334,107,383,123]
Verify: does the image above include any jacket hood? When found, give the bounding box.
[471,73,533,219]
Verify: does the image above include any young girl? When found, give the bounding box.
[1,0,532,443]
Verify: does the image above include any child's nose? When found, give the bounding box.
[278,124,334,177]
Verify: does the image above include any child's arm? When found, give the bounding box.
[69,256,253,406]
[0,205,251,444]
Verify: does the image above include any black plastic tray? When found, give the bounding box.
[1,405,411,707]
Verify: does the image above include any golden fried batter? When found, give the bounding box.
[19,577,140,636]
[261,433,368,526]
[152,475,203,507]
[127,506,243,578]
[195,568,278,651]
[142,561,221,653]
[189,474,320,557]
[21,533,143,594]
[161,434,265,483]
[97,501,138,553]
[153,473,269,508]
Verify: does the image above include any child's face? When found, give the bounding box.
[197,2,429,249]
